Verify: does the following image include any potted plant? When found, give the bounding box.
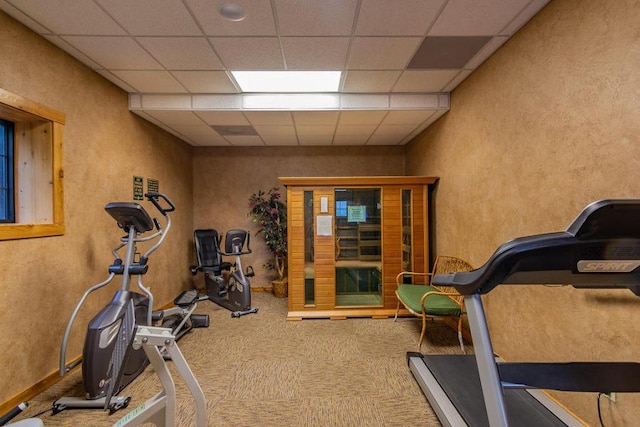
[248,187,288,297]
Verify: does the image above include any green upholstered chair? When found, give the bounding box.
[394,255,474,352]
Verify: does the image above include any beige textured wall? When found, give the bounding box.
[405,0,640,424]
[192,145,404,288]
[0,13,193,403]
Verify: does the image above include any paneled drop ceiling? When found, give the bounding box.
[0,0,549,146]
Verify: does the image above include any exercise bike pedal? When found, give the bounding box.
[245,266,255,278]
[231,307,258,318]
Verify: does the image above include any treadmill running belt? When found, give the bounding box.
[422,354,566,427]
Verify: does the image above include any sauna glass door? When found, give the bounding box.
[334,188,382,306]
[304,191,314,305]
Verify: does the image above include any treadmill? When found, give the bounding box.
[408,199,640,426]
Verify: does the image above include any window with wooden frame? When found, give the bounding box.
[0,88,65,240]
[0,119,14,223]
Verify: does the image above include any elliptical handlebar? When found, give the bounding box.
[145,192,175,216]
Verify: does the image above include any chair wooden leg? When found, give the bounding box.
[457,316,465,353]
[418,314,427,351]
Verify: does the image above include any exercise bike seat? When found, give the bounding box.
[191,229,232,276]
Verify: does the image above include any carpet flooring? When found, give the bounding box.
[15,292,465,426]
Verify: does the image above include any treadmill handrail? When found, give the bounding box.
[433,200,640,295]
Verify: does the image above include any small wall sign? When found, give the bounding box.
[133,176,144,201]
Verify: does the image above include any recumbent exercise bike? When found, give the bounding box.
[191,229,258,317]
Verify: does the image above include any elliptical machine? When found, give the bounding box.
[54,192,208,414]
[191,229,258,317]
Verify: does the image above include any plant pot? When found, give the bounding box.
[272,279,288,298]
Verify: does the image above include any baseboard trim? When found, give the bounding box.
[0,297,181,414]
[0,357,81,415]
[0,291,276,413]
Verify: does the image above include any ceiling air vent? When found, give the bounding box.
[211,125,258,136]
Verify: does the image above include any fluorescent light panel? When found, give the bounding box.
[232,71,341,92]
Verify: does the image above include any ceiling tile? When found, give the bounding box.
[297,134,333,146]
[296,126,335,137]
[355,0,445,36]
[195,111,250,125]
[254,125,299,145]
[347,37,422,70]
[275,0,358,36]
[366,134,402,145]
[342,71,402,92]
[44,35,102,68]
[171,124,230,145]
[188,133,231,146]
[372,124,419,138]
[224,135,265,146]
[0,0,51,33]
[293,111,339,126]
[381,110,434,125]
[186,0,277,36]
[333,135,370,145]
[210,37,283,70]
[443,69,473,92]
[5,0,125,34]
[392,70,461,92]
[260,133,299,145]
[189,136,230,146]
[281,37,349,70]
[171,124,219,136]
[501,0,550,35]
[96,0,201,36]
[244,111,294,126]
[110,71,185,92]
[144,110,205,126]
[172,71,238,93]
[428,0,531,36]
[254,125,297,137]
[61,36,161,69]
[464,36,509,69]
[407,36,491,69]
[337,111,388,126]
[334,125,376,137]
[95,70,137,92]
[136,37,224,70]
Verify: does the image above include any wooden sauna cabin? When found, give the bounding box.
[280,176,437,320]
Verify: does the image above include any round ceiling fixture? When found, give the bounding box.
[219,2,246,21]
